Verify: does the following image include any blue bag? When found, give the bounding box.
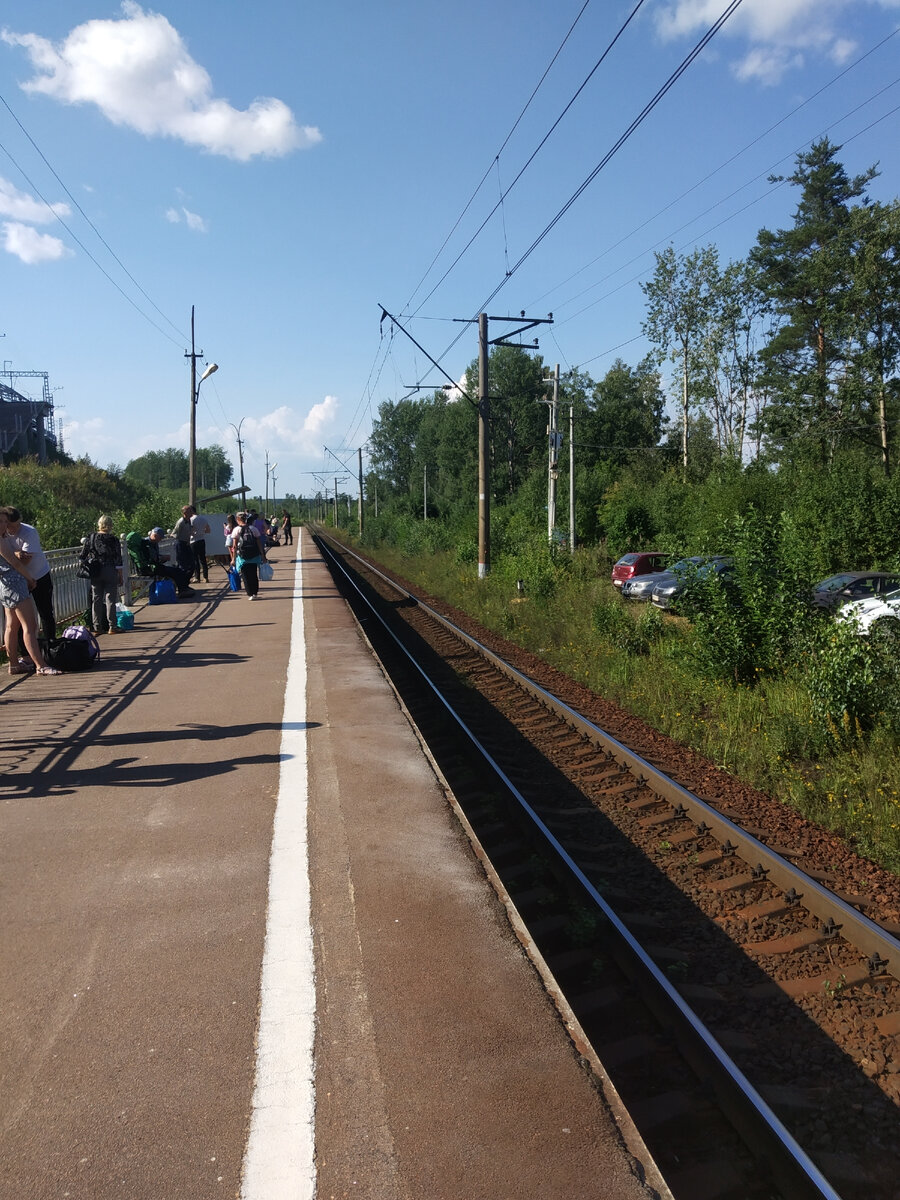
[227,566,241,591]
[149,577,177,605]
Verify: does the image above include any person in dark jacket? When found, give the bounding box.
[80,514,122,635]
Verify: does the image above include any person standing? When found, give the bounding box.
[0,509,58,673]
[0,506,56,642]
[189,509,211,583]
[80,515,122,635]
[172,505,195,578]
[281,509,293,545]
[233,512,266,600]
[224,514,238,565]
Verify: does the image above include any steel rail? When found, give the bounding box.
[321,532,900,986]
[315,531,844,1200]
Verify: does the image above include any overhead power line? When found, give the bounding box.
[0,90,188,347]
[410,0,650,316]
[402,0,596,314]
[474,0,746,315]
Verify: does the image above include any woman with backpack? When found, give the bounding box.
[80,514,123,634]
[233,512,267,601]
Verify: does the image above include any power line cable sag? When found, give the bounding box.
[393,0,745,401]
[402,0,595,314]
[473,0,746,316]
[409,0,649,316]
[0,91,189,346]
[526,25,900,313]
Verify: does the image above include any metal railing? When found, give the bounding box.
[1,534,174,645]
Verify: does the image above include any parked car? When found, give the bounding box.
[622,572,664,601]
[611,551,668,590]
[836,586,900,639]
[651,556,734,611]
[627,556,704,605]
[811,572,900,612]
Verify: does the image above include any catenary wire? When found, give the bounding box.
[410,0,649,316]
[0,133,186,350]
[394,0,745,399]
[401,0,594,314]
[526,25,900,312]
[0,94,189,347]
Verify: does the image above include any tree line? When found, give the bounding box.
[123,445,233,491]
[366,138,900,556]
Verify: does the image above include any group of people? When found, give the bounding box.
[0,505,61,675]
[2,502,295,674]
[173,505,211,584]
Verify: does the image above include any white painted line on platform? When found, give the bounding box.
[241,549,316,1200]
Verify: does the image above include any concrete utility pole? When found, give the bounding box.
[478,313,490,578]
[569,398,576,555]
[544,363,560,544]
[358,447,364,536]
[229,419,246,502]
[185,306,217,509]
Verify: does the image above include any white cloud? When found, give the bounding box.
[654,0,887,85]
[2,2,322,161]
[165,204,208,232]
[182,207,207,233]
[236,397,341,456]
[0,176,69,223]
[2,221,69,263]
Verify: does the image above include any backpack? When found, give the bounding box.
[237,524,259,557]
[44,634,96,672]
[62,625,101,660]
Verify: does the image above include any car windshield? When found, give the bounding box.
[816,573,859,591]
[617,554,639,565]
[885,587,900,602]
[671,557,704,574]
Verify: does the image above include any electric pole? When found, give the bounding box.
[544,363,560,544]
[478,313,490,577]
[358,447,364,536]
[569,398,576,555]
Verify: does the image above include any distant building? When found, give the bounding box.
[0,372,57,464]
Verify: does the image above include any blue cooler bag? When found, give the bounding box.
[149,578,177,605]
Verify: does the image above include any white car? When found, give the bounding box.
[837,586,900,638]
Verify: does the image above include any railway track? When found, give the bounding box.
[313,531,900,1200]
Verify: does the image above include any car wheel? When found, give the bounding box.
[871,616,900,645]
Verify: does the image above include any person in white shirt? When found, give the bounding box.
[0,506,55,641]
[189,510,211,583]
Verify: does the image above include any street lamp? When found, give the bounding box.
[229,418,246,504]
[186,305,218,509]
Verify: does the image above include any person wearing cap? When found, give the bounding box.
[172,505,196,578]
[143,528,194,597]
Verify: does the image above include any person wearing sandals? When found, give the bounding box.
[80,514,123,635]
[0,509,59,674]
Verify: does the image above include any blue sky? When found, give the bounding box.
[1,0,899,501]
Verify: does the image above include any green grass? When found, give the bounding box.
[356,539,900,876]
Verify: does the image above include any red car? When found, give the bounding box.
[611,551,668,589]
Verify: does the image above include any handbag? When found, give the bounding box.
[76,562,91,580]
[227,566,241,591]
[259,562,274,582]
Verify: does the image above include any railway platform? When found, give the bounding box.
[0,528,668,1200]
